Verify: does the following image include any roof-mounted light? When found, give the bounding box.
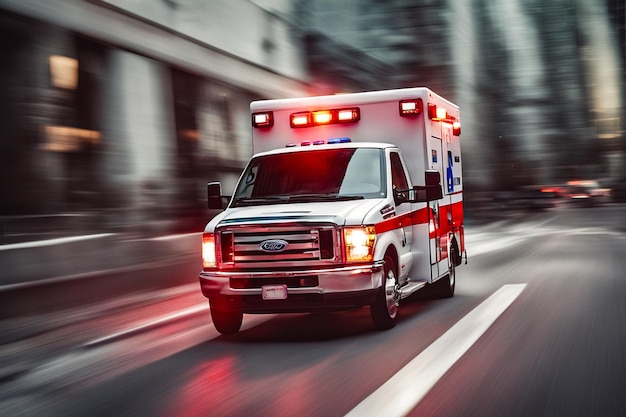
[426,104,441,120]
[327,137,352,144]
[428,103,449,121]
[290,112,312,127]
[313,110,333,125]
[453,122,461,136]
[399,99,423,117]
[428,104,461,135]
[252,111,274,128]
[290,107,360,128]
[337,108,360,123]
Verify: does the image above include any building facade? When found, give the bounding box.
[0,0,315,239]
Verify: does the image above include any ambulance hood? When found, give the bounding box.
[207,199,384,230]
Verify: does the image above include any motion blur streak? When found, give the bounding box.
[346,284,527,417]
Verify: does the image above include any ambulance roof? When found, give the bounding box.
[251,87,458,112]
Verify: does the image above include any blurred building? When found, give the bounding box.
[261,0,625,196]
[0,1,289,238]
[0,0,402,241]
[1,0,625,243]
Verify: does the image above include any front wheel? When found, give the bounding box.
[210,307,243,335]
[370,254,399,330]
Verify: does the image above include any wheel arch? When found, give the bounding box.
[450,235,462,267]
[382,243,399,273]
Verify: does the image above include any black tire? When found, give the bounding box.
[211,308,243,335]
[451,239,462,267]
[370,254,399,330]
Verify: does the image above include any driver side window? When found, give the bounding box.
[390,152,410,205]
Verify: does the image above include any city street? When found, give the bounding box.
[1,204,626,417]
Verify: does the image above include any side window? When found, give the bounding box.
[390,152,410,205]
[390,152,409,191]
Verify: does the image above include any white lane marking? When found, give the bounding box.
[345,283,527,417]
[83,304,208,347]
[0,233,114,251]
[83,303,275,348]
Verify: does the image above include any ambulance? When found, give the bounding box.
[200,87,466,334]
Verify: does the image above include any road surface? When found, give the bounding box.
[1,204,625,417]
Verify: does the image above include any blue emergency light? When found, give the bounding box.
[327,137,352,144]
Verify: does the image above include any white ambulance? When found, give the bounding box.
[200,87,466,334]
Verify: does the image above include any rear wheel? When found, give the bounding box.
[210,308,243,335]
[370,254,399,330]
[432,247,456,298]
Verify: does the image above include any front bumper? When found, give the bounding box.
[199,262,383,313]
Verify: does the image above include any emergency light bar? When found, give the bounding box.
[289,107,360,128]
[285,137,352,147]
[252,111,274,128]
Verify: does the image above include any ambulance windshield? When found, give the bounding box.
[232,148,386,207]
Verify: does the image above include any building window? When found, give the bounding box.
[49,55,78,89]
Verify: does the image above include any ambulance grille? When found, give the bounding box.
[218,225,338,269]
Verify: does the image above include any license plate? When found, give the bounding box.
[262,284,288,300]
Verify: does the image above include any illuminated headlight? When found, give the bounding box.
[202,233,217,268]
[344,226,376,263]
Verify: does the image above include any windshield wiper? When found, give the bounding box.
[231,196,289,207]
[284,193,364,203]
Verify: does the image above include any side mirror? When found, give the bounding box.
[409,171,443,202]
[207,182,224,210]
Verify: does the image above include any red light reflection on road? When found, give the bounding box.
[161,351,324,417]
[160,356,238,417]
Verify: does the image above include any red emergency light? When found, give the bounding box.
[399,99,423,117]
[453,122,461,136]
[428,103,448,120]
[313,110,333,125]
[290,107,360,128]
[290,112,312,127]
[428,103,461,135]
[252,111,274,128]
[337,108,360,122]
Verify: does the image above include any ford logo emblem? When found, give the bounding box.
[260,239,288,252]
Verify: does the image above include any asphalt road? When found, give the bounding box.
[1,204,625,417]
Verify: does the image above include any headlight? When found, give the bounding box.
[202,233,217,269]
[343,226,376,263]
